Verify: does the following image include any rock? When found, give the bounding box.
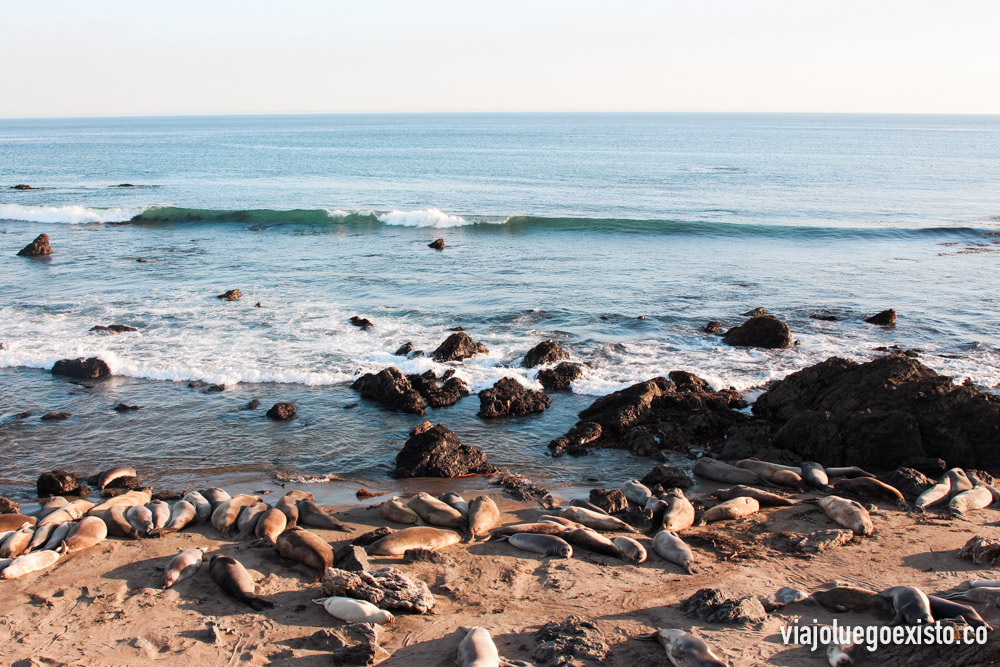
[89,324,137,334]
[320,566,436,613]
[393,423,497,478]
[245,399,261,410]
[136,258,149,263]
[809,312,839,321]
[640,464,693,490]
[255,302,262,308]
[866,309,897,326]
[522,340,569,368]
[722,315,792,349]
[877,468,934,500]
[37,470,85,497]
[17,233,53,257]
[393,342,413,356]
[14,411,31,419]
[531,616,608,666]
[428,238,445,250]
[898,456,946,477]
[114,403,140,412]
[704,320,724,334]
[431,332,488,362]
[406,371,470,408]
[41,412,71,421]
[188,381,208,388]
[205,384,225,392]
[549,373,747,457]
[217,289,241,300]
[498,474,557,509]
[350,316,374,330]
[789,529,855,553]
[266,402,296,420]
[103,476,139,493]
[478,377,551,418]
[403,548,455,565]
[679,588,768,625]
[334,545,370,572]
[117,183,134,187]
[588,488,629,514]
[742,307,767,316]
[11,184,33,190]
[352,527,394,547]
[0,496,21,514]
[51,357,112,380]
[351,367,427,415]
[958,536,1000,567]
[327,624,391,666]
[537,362,583,391]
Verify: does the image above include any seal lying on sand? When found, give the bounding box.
[254,508,287,544]
[208,555,274,610]
[504,533,573,558]
[366,526,462,556]
[297,499,352,532]
[456,627,508,667]
[163,548,204,588]
[818,496,873,536]
[408,492,465,530]
[276,527,334,572]
[652,530,696,574]
[466,496,500,542]
[927,595,991,629]
[879,586,933,625]
[313,596,395,624]
[636,628,727,667]
[694,458,760,485]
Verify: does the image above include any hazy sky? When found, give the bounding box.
[2,0,998,117]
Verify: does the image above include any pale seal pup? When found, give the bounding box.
[199,488,232,509]
[636,628,726,666]
[88,488,150,514]
[926,595,991,629]
[255,507,288,543]
[1,543,64,579]
[693,458,760,485]
[313,596,394,624]
[712,486,794,507]
[879,586,933,625]
[146,500,171,531]
[962,579,1000,589]
[165,500,197,533]
[297,499,352,532]
[466,495,500,542]
[949,485,994,515]
[208,555,274,610]
[660,488,695,532]
[557,506,636,533]
[408,493,466,530]
[382,497,423,525]
[569,499,608,514]
[28,523,57,552]
[800,461,830,488]
[163,547,204,589]
[236,502,267,536]
[367,526,462,556]
[182,491,212,523]
[621,480,653,506]
[456,626,504,667]
[506,533,573,558]
[0,523,34,558]
[944,468,973,498]
[276,526,334,572]
[700,497,759,524]
[211,494,262,534]
[818,496,873,535]
[439,492,469,516]
[96,466,136,492]
[64,516,107,553]
[736,459,802,486]
[651,530,696,574]
[613,536,647,564]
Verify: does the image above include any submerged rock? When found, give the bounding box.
[393,423,497,478]
[217,289,241,300]
[350,316,374,330]
[266,402,297,420]
[866,309,897,326]
[704,320,724,334]
[11,184,34,190]
[431,332,488,362]
[351,367,427,415]
[393,342,413,356]
[537,362,582,391]
[722,315,793,349]
[17,233,52,257]
[679,588,767,625]
[41,412,71,421]
[51,357,111,379]
[478,377,551,418]
[428,238,445,250]
[89,324,138,334]
[522,340,569,368]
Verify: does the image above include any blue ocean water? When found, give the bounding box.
[1,113,998,496]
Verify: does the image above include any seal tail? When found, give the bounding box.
[633,631,659,642]
[246,596,275,611]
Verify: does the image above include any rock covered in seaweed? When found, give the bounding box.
[406,370,470,408]
[431,332,488,362]
[266,402,297,420]
[51,357,112,379]
[393,423,497,478]
[722,315,792,349]
[537,362,582,391]
[522,340,569,368]
[351,367,427,415]
[477,377,551,418]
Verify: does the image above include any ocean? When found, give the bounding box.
[1,112,998,499]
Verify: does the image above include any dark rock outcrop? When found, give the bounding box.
[537,362,582,391]
[90,324,138,334]
[393,423,497,478]
[722,315,792,349]
[41,412,71,421]
[52,357,111,379]
[704,321,724,334]
[522,340,569,368]
[217,289,241,300]
[17,233,52,257]
[878,468,934,500]
[334,545,370,572]
[350,316,373,330]
[742,307,767,317]
[406,371,469,408]
[351,367,427,415]
[640,464,693,490]
[589,488,628,514]
[37,470,85,497]
[428,238,445,250]
[810,312,839,321]
[266,402,297,420]
[0,496,20,514]
[549,373,747,457]
[11,184,34,190]
[393,342,413,356]
[866,309,897,326]
[431,332,488,362]
[679,588,767,625]
[477,377,551,418]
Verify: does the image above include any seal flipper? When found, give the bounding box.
[245,595,275,611]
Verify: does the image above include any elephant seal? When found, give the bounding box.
[949,485,994,515]
[0,514,37,531]
[182,491,212,523]
[636,628,726,666]
[457,627,503,667]
[569,499,608,514]
[944,586,1000,605]
[382,497,423,525]
[694,458,760,485]
[276,527,334,572]
[65,516,107,553]
[407,493,466,530]
[760,586,808,612]
[712,486,794,507]
[824,466,875,479]
[1,543,65,579]
[506,533,573,558]
[880,586,933,625]
[818,496,873,535]
[0,523,34,558]
[163,547,204,589]
[560,527,623,559]
[915,476,951,509]
[660,488,695,532]
[126,504,156,537]
[800,461,830,488]
[701,497,759,524]
[35,496,68,520]
[101,505,140,538]
[439,492,469,517]
[538,515,585,530]
[652,530,696,574]
[165,500,197,533]
[367,526,462,556]
[208,555,274,610]
[274,494,300,528]
[945,468,973,497]
[927,595,991,629]
[622,480,653,506]
[254,508,287,544]
[833,477,905,504]
[491,522,567,538]
[41,522,73,552]
[613,536,647,564]
[28,523,57,552]
[558,506,636,533]
[313,596,394,624]
[146,500,171,531]
[39,499,94,527]
[236,502,267,536]
[211,495,262,535]
[812,587,892,615]
[96,466,136,492]
[466,495,500,542]
[89,489,150,514]
[297,499,352,532]
[736,459,802,487]
[199,488,231,509]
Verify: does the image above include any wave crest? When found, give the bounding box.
[0,203,147,224]
[377,207,468,227]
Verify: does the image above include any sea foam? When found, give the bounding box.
[377,207,469,227]
[0,203,146,224]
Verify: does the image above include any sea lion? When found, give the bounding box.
[694,457,761,485]
[0,523,34,558]
[636,628,726,667]
[660,488,695,532]
[944,468,973,498]
[651,530,696,574]
[407,493,466,530]
[274,494,300,528]
[35,496,68,520]
[200,487,232,509]
[276,526,334,572]
[949,485,994,515]
[491,522,567,538]
[382,497,423,525]
[41,522,73,552]
[915,476,951,509]
[182,491,212,524]
[613,536,647,564]
[39,499,94,527]
[88,488,150,514]
[880,586,933,625]
[439,492,469,516]
[824,467,875,479]
[558,527,623,559]
[833,477,905,504]
[622,480,653,506]
[208,555,274,610]
[736,459,802,487]
[235,502,267,536]
[0,514,37,532]
[1,544,64,579]
[96,466,136,492]
[146,500,171,531]
[926,595,991,629]
[64,516,107,553]
[811,587,892,615]
[100,505,140,538]
[367,526,462,556]
[800,461,830,488]
[126,504,155,537]
[818,496,873,535]
[557,506,637,533]
[165,500,197,532]
[313,596,395,624]
[701,497,759,524]
[466,495,500,542]
[712,486,794,507]
[254,508,288,543]
[506,533,573,558]
[211,494,261,534]
[945,586,1000,605]
[456,627,504,667]
[163,547,204,589]
[297,499,352,532]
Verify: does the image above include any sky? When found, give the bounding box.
[1,0,998,117]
